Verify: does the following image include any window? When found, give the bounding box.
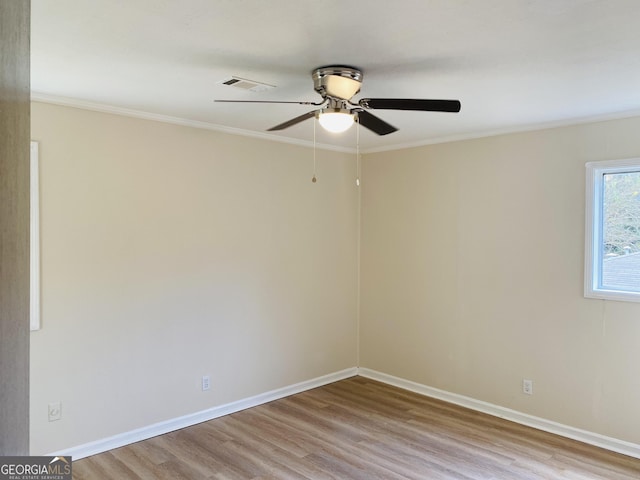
[585,158,640,302]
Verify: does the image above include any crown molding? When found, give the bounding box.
[30,92,355,154]
[30,92,640,156]
[362,108,640,154]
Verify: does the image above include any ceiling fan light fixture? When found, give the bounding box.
[317,109,355,133]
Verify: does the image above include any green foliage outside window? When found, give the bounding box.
[603,171,640,256]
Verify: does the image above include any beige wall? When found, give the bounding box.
[0,0,30,456]
[31,100,640,454]
[30,102,358,454]
[360,117,640,445]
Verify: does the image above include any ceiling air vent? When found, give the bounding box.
[219,76,275,93]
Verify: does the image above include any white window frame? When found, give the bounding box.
[585,157,640,302]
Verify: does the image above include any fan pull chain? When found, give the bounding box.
[356,115,361,187]
[312,117,317,183]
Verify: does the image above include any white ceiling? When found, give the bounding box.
[31,0,640,152]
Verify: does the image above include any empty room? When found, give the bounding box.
[4,0,640,478]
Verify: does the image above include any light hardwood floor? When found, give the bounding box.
[73,376,640,479]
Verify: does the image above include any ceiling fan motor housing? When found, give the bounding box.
[312,66,363,100]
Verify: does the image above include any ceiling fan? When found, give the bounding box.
[215,65,461,135]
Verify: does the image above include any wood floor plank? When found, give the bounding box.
[72,377,640,479]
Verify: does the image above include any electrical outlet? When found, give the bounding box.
[48,402,62,422]
[523,379,533,395]
[201,375,210,391]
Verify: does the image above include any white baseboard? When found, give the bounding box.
[51,367,640,461]
[358,368,640,460]
[51,367,358,460]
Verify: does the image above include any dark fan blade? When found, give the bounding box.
[215,100,323,105]
[267,110,318,131]
[357,110,398,136]
[359,98,461,113]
